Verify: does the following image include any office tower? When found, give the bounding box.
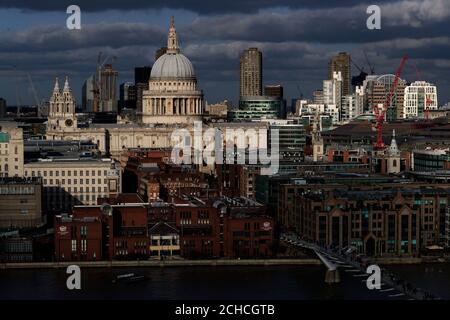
[82,75,94,112]
[135,66,152,85]
[135,66,151,113]
[265,85,286,117]
[240,48,262,97]
[313,90,324,104]
[323,71,342,122]
[403,81,438,119]
[0,98,6,119]
[264,85,283,100]
[364,74,406,120]
[100,64,118,112]
[119,82,136,110]
[328,52,351,96]
[155,47,167,61]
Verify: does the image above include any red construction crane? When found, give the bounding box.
[425,97,434,120]
[373,55,408,149]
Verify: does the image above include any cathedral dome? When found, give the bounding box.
[150,16,195,80]
[150,53,195,79]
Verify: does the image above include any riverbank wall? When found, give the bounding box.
[0,259,322,269]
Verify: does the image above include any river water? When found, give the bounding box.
[0,264,448,300]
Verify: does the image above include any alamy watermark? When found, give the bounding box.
[170,121,279,175]
[66,265,81,290]
[366,264,381,290]
[66,5,81,30]
[366,5,381,30]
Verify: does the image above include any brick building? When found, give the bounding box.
[279,183,450,256]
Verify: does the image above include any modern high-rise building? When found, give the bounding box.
[82,75,94,112]
[135,66,152,85]
[264,85,286,117]
[403,81,438,119]
[328,52,351,96]
[240,48,262,98]
[134,66,151,113]
[323,71,342,121]
[100,64,118,112]
[119,82,136,110]
[363,74,406,121]
[228,96,281,121]
[313,90,324,104]
[264,85,283,100]
[0,98,6,119]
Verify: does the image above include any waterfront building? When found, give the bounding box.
[328,52,351,96]
[279,183,450,255]
[239,48,262,98]
[141,17,204,125]
[403,81,438,119]
[54,193,274,261]
[55,194,148,261]
[149,222,180,258]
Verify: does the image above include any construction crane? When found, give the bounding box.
[350,57,368,88]
[363,50,375,75]
[373,55,408,149]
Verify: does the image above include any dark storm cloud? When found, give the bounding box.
[0,0,449,105]
[0,23,165,52]
[0,0,396,14]
[187,2,450,44]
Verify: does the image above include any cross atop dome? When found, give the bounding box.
[167,16,180,54]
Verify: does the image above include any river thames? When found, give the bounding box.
[1,264,449,300]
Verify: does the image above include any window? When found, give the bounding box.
[71,240,77,252]
[81,240,87,253]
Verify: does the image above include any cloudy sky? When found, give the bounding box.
[0,0,449,107]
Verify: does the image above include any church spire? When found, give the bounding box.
[388,129,399,157]
[63,76,71,93]
[53,77,60,94]
[167,16,180,54]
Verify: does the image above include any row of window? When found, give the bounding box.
[35,178,107,186]
[25,169,108,177]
